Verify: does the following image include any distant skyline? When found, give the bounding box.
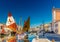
[0,0,60,27]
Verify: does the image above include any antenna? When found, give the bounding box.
[52,0,55,9]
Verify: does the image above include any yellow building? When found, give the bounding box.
[44,24,49,32]
[52,8,60,34]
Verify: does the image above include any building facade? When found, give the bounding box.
[52,8,60,34]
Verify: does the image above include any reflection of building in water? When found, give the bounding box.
[52,7,60,34]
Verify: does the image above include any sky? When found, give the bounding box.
[0,0,60,27]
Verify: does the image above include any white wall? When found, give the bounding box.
[58,22,60,34]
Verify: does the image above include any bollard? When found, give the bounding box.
[52,39,55,42]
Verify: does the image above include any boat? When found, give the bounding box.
[32,35,51,42]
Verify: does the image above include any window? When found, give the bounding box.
[55,24,58,28]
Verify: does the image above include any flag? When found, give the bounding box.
[6,12,17,32]
[23,17,30,32]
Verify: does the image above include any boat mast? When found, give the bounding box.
[19,16,22,31]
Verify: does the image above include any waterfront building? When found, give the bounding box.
[52,7,60,34]
[40,24,44,31]
[44,23,52,32]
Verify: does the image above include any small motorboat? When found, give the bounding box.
[32,35,51,42]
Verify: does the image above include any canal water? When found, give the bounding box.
[17,33,60,42]
[1,33,60,42]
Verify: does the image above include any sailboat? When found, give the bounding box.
[17,17,30,42]
[5,12,17,42]
[22,17,30,32]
